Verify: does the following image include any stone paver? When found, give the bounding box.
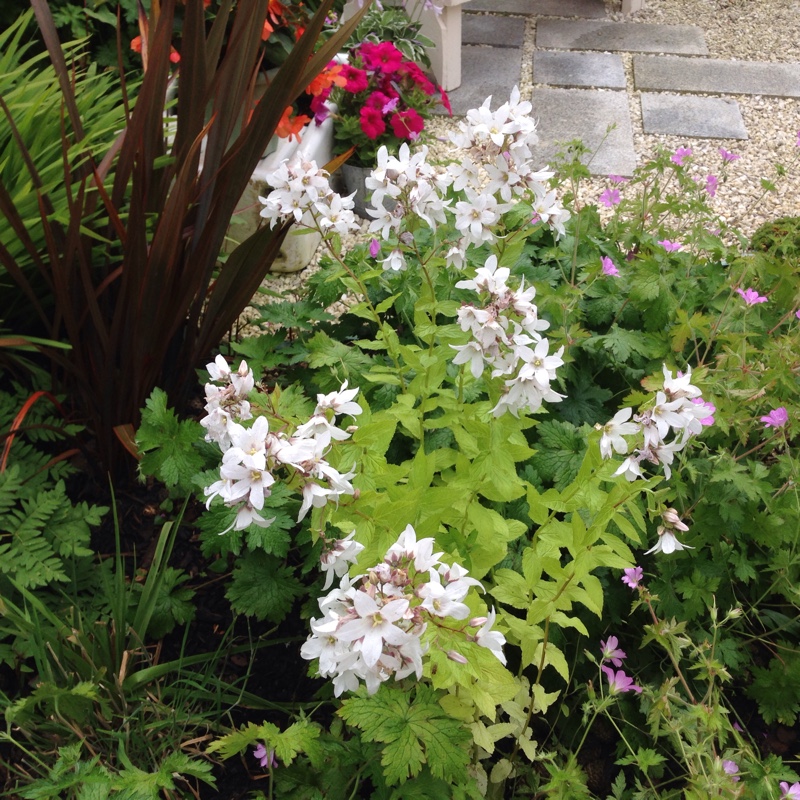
[534,51,626,89]
[466,0,606,17]
[634,56,800,98]
[640,94,748,139]
[530,88,637,176]
[442,46,523,116]
[537,20,708,55]
[463,14,526,47]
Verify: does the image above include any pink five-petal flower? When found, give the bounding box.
[671,147,692,165]
[796,309,800,320]
[254,743,277,768]
[736,287,768,305]
[760,407,788,428]
[658,239,681,252]
[602,665,642,694]
[705,174,719,197]
[622,566,643,589]
[608,174,628,184]
[780,781,800,800]
[600,636,627,667]
[369,238,381,258]
[691,397,716,426]
[719,147,740,163]
[722,760,740,782]
[601,256,619,277]
[600,188,621,207]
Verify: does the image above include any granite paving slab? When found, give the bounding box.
[463,14,526,47]
[530,88,637,176]
[441,46,524,116]
[640,94,748,139]
[534,51,626,89]
[537,20,708,55]
[634,56,800,98]
[465,0,606,17]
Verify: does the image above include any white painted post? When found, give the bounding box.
[621,0,645,13]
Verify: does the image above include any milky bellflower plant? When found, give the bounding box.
[200,359,362,533]
[452,254,565,417]
[597,364,712,482]
[301,524,504,696]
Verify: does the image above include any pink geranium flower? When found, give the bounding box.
[658,239,682,252]
[602,665,642,694]
[359,106,385,140]
[705,175,718,197]
[600,636,627,667]
[736,287,768,305]
[621,566,643,589]
[601,256,619,276]
[719,147,739,163]
[671,147,692,166]
[691,397,716,426]
[600,188,621,207]
[760,407,788,428]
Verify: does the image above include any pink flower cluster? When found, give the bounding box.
[598,364,713,482]
[452,254,565,417]
[599,635,642,694]
[335,41,449,144]
[201,357,362,533]
[301,525,505,696]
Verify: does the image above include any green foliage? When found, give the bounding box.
[339,684,471,785]
[747,650,800,726]
[136,388,207,493]
[226,550,304,623]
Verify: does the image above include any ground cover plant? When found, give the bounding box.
[1,7,799,795]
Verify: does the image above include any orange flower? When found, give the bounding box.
[262,19,273,40]
[306,64,347,96]
[169,47,180,63]
[276,106,311,141]
[130,35,142,53]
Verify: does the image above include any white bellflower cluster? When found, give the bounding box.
[302,525,506,696]
[200,357,362,533]
[599,364,714,482]
[453,255,565,417]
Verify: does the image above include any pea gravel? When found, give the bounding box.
[242,0,800,330]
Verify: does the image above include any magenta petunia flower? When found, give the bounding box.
[359,41,404,74]
[390,108,424,140]
[621,566,643,589]
[359,106,385,140]
[601,256,619,276]
[671,147,692,166]
[760,407,788,428]
[736,287,768,305]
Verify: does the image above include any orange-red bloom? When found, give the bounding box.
[276,106,311,141]
[307,64,347,97]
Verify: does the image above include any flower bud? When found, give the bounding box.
[469,616,488,627]
[447,650,468,664]
[662,508,689,531]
